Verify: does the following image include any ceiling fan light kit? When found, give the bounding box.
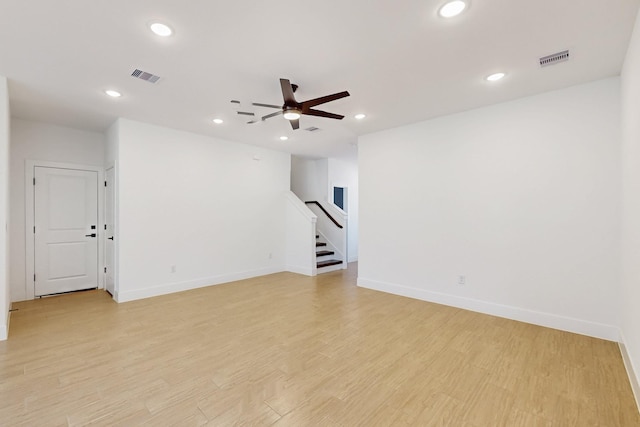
[283,108,302,121]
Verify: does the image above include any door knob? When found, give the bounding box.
[85,233,97,238]
[108,236,114,240]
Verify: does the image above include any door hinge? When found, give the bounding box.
[104,181,107,187]
[33,177,36,185]
[104,224,107,230]
[33,274,36,281]
[33,226,36,233]
[104,267,107,273]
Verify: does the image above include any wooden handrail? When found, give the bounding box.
[305,201,344,229]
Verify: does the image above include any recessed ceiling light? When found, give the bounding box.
[280,136,289,141]
[104,90,122,98]
[149,22,173,37]
[438,0,468,18]
[212,118,224,124]
[355,113,366,120]
[486,72,506,82]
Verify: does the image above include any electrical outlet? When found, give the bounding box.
[171,265,176,273]
[457,275,466,285]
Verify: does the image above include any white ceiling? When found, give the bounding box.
[1,0,638,158]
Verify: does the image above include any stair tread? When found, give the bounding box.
[316,250,335,257]
[315,242,327,247]
[317,259,343,268]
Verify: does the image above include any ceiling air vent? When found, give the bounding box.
[305,126,321,132]
[131,69,161,83]
[539,50,570,68]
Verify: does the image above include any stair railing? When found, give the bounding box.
[304,201,343,229]
[305,200,347,269]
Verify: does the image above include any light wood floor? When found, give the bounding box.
[1,264,638,426]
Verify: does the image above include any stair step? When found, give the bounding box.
[316,250,335,257]
[316,242,327,247]
[317,259,343,268]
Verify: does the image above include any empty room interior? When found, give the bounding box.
[2,0,640,425]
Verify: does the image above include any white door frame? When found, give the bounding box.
[104,163,117,298]
[25,160,105,300]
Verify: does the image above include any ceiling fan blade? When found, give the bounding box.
[280,79,297,104]
[252,102,281,109]
[237,111,255,116]
[290,119,300,130]
[303,109,345,120]
[301,91,350,110]
[262,110,283,121]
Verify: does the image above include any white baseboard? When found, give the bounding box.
[116,267,283,303]
[348,256,359,263]
[357,277,619,342]
[286,264,315,276]
[619,332,640,413]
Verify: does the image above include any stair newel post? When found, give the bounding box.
[311,221,318,276]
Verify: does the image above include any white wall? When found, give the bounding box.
[291,157,328,202]
[621,8,640,404]
[328,157,359,262]
[114,119,290,302]
[105,119,119,167]
[9,119,105,302]
[0,76,10,340]
[285,191,317,276]
[358,78,621,341]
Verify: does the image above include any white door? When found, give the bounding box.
[105,167,115,296]
[34,167,99,297]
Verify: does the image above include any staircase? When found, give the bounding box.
[316,234,343,272]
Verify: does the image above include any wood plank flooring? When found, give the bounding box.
[1,263,638,426]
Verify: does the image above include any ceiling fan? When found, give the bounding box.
[247,79,350,130]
